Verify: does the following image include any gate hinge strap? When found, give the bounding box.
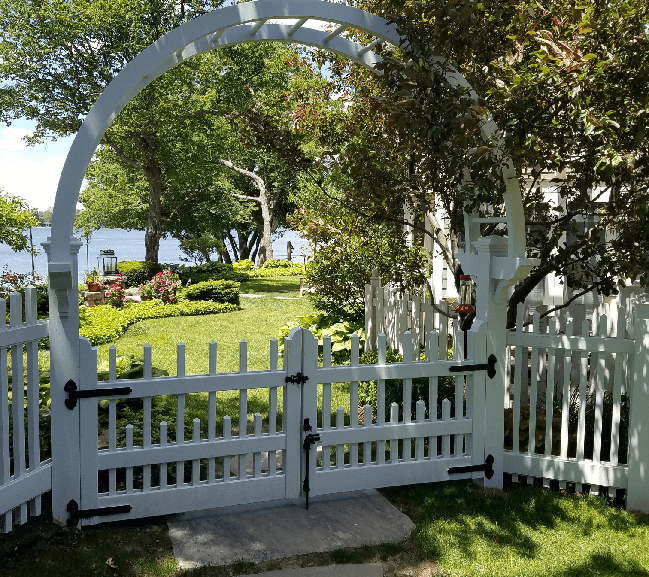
[448,454,495,479]
[66,500,132,526]
[64,379,132,410]
[285,372,308,385]
[448,354,497,379]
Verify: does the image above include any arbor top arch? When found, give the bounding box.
[49,0,526,269]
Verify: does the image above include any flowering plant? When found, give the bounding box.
[104,274,126,307]
[138,283,154,298]
[1,266,42,298]
[149,269,181,304]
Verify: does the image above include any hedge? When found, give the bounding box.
[79,300,238,345]
[181,280,240,305]
[117,261,164,288]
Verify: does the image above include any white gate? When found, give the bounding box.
[301,326,492,501]
[72,326,493,526]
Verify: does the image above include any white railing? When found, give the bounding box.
[364,269,455,356]
[0,288,51,532]
[504,302,649,510]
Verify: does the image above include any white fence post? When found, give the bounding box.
[365,268,382,351]
[42,236,83,524]
[627,301,649,513]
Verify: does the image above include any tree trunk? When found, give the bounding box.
[256,187,274,266]
[144,162,163,263]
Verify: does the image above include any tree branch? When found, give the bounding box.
[102,135,143,170]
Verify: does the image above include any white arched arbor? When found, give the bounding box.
[46,0,536,521]
[49,0,528,266]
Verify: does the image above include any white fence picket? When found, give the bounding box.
[503,300,647,504]
[0,290,51,533]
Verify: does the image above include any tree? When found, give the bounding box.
[74,41,322,265]
[0,189,38,252]
[299,0,648,326]
[0,0,222,262]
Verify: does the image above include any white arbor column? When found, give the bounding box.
[460,236,538,488]
[627,301,649,513]
[42,237,83,524]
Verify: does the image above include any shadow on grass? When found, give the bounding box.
[554,552,649,577]
[382,480,649,577]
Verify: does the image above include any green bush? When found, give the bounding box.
[232,259,255,271]
[117,261,164,288]
[181,280,240,305]
[173,261,249,284]
[79,300,238,345]
[248,261,305,277]
[358,347,456,422]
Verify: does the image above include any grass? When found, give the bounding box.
[96,284,313,375]
[382,480,649,577]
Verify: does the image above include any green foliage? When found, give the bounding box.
[117,261,163,288]
[0,190,38,252]
[277,312,365,364]
[232,259,255,271]
[292,206,430,320]
[173,261,249,284]
[181,280,240,305]
[148,269,181,304]
[247,263,305,278]
[97,354,169,383]
[79,300,238,346]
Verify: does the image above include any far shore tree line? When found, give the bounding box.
[0,0,647,327]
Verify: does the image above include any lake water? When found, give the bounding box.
[0,227,310,284]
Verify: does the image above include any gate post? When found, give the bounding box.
[283,327,304,499]
[41,236,83,524]
[460,236,538,489]
[627,301,649,513]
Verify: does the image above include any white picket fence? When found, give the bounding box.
[364,269,455,356]
[0,289,51,532]
[3,289,649,531]
[504,302,649,509]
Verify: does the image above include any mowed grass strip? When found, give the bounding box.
[96,288,313,375]
[382,480,649,577]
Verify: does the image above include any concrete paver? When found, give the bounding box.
[168,489,413,571]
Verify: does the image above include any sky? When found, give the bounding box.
[0,118,74,210]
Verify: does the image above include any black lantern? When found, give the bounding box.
[98,249,117,277]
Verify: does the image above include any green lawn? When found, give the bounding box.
[96,286,312,375]
[382,480,649,577]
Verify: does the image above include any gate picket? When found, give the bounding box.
[74,325,491,525]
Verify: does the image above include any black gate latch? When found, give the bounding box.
[285,372,309,385]
[448,454,495,479]
[302,418,321,510]
[64,379,132,410]
[448,354,497,379]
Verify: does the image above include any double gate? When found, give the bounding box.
[71,326,494,526]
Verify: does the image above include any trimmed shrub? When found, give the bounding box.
[181,280,240,305]
[174,261,249,284]
[117,261,164,288]
[232,259,255,271]
[79,300,239,345]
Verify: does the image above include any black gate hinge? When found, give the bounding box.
[66,499,132,526]
[448,354,497,379]
[64,379,132,410]
[285,372,308,385]
[448,454,495,479]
